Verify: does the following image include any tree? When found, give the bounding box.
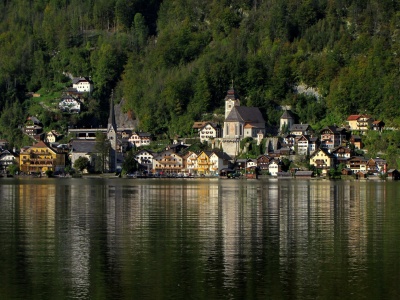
[94,132,111,173]
[122,150,138,174]
[74,156,90,173]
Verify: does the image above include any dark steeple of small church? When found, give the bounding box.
[108,90,117,132]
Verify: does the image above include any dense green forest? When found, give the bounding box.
[1,0,400,146]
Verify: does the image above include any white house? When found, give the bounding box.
[134,149,154,171]
[0,150,18,173]
[209,152,232,175]
[72,77,94,93]
[199,122,221,143]
[129,132,152,147]
[268,160,281,176]
[183,151,198,175]
[59,96,81,113]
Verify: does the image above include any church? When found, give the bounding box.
[221,86,266,157]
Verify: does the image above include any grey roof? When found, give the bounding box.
[290,124,312,132]
[70,140,97,153]
[225,106,265,123]
[211,151,232,160]
[280,110,295,119]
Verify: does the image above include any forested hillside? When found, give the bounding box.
[1,0,400,146]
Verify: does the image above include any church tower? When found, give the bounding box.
[224,83,240,119]
[107,92,118,172]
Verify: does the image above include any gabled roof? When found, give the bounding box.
[72,77,92,84]
[70,140,97,153]
[321,125,346,134]
[289,124,312,132]
[134,149,155,156]
[347,115,361,121]
[210,151,232,160]
[280,109,295,119]
[225,106,265,123]
[310,147,335,159]
[192,121,208,129]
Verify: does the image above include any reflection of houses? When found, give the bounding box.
[19,141,65,174]
[129,132,151,147]
[309,148,335,175]
[0,149,18,173]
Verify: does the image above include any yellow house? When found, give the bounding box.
[197,151,213,174]
[309,148,335,175]
[20,141,66,174]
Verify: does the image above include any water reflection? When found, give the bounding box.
[0,178,400,299]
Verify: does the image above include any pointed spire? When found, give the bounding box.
[108,90,117,130]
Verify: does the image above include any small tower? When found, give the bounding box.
[280,108,295,134]
[224,82,240,119]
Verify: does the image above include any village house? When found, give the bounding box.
[72,77,94,94]
[0,149,18,174]
[366,158,387,174]
[372,120,385,132]
[19,141,65,174]
[257,154,273,171]
[387,169,400,180]
[198,122,221,143]
[196,151,213,175]
[309,148,335,175]
[289,124,314,138]
[182,151,198,175]
[209,152,232,175]
[347,114,373,132]
[129,132,152,147]
[331,146,353,165]
[349,135,363,149]
[59,95,82,113]
[134,149,154,172]
[296,135,309,155]
[45,130,63,143]
[320,125,347,149]
[152,150,183,175]
[346,156,368,173]
[268,159,282,176]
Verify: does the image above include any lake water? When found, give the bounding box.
[1,177,400,300]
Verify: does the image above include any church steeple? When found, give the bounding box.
[108,90,117,132]
[224,81,240,119]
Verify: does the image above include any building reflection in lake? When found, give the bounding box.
[0,178,394,299]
